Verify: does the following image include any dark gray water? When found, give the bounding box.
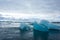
[0,27,33,40]
[0,27,60,40]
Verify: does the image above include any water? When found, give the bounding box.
[0,27,33,40]
[0,22,60,40]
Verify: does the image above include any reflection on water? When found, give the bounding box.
[0,27,60,40]
[0,21,60,40]
[0,27,33,40]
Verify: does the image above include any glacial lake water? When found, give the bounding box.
[0,21,60,40]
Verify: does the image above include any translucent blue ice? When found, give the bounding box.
[33,20,60,31]
[19,23,31,31]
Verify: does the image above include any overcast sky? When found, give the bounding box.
[0,0,60,21]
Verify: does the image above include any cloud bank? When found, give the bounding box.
[0,0,60,21]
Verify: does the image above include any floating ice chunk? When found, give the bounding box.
[33,20,48,31]
[19,23,31,31]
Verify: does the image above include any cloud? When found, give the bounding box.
[0,0,60,14]
[0,0,60,21]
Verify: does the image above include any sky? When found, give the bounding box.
[0,0,60,21]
